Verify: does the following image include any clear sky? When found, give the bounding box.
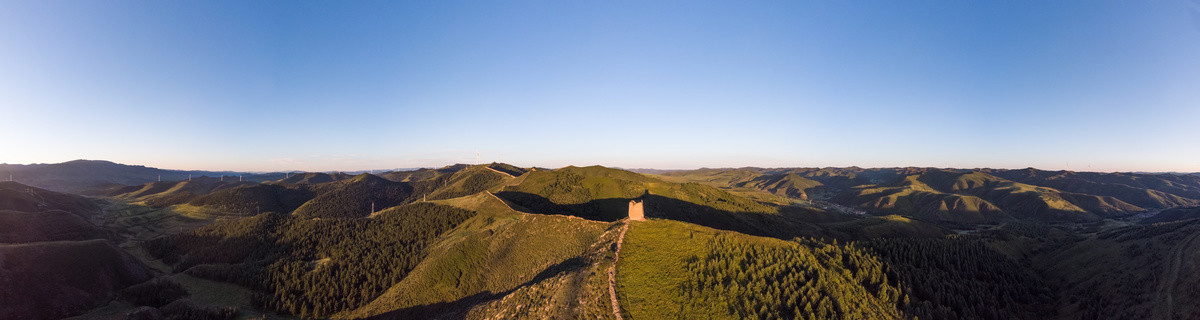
[2,1,1199,172]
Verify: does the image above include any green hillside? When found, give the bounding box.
[617,219,903,319]
[836,176,1011,224]
[102,178,254,208]
[381,164,470,183]
[741,173,825,199]
[659,168,765,187]
[660,169,826,200]
[498,166,772,217]
[1029,218,1200,319]
[187,184,314,215]
[274,172,353,185]
[0,209,110,243]
[291,174,414,219]
[409,164,517,201]
[988,168,1200,208]
[144,202,476,318]
[345,206,611,319]
[0,240,154,320]
[838,170,1143,224]
[1141,206,1200,224]
[0,181,100,214]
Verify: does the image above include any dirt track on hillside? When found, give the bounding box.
[608,220,630,320]
[1156,231,1200,320]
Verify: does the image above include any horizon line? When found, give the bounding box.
[1,159,1196,176]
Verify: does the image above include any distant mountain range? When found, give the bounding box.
[661,166,1200,225]
[0,160,418,193]
[0,160,268,192]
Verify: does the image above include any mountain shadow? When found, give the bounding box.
[494,191,815,239]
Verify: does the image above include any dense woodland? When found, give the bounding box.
[144,203,475,317]
[680,237,902,320]
[862,237,1056,320]
[187,184,315,215]
[290,175,415,219]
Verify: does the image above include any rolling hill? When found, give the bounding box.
[11,161,1200,320]
[0,240,154,320]
[0,181,100,214]
[142,202,477,318]
[661,169,826,200]
[273,172,354,185]
[0,210,110,243]
[103,177,256,208]
[836,170,1143,223]
[0,160,278,192]
[0,181,111,243]
[407,164,519,201]
[186,184,315,215]
[344,200,612,319]
[291,173,415,219]
[986,168,1200,209]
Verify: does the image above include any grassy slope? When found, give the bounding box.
[0,209,110,243]
[496,166,805,238]
[988,169,1200,208]
[840,171,1143,223]
[417,165,516,201]
[186,184,314,215]
[617,219,903,320]
[661,169,825,200]
[107,178,255,208]
[0,181,100,214]
[819,214,950,240]
[1031,219,1200,319]
[741,173,824,199]
[344,195,610,319]
[0,239,154,320]
[291,174,414,219]
[1142,206,1200,224]
[273,172,353,185]
[839,175,1011,224]
[659,168,765,187]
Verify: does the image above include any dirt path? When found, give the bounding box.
[608,220,630,320]
[1156,231,1200,320]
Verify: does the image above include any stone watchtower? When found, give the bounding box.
[628,189,648,221]
[628,199,645,221]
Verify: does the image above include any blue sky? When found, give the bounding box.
[2,1,1198,172]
